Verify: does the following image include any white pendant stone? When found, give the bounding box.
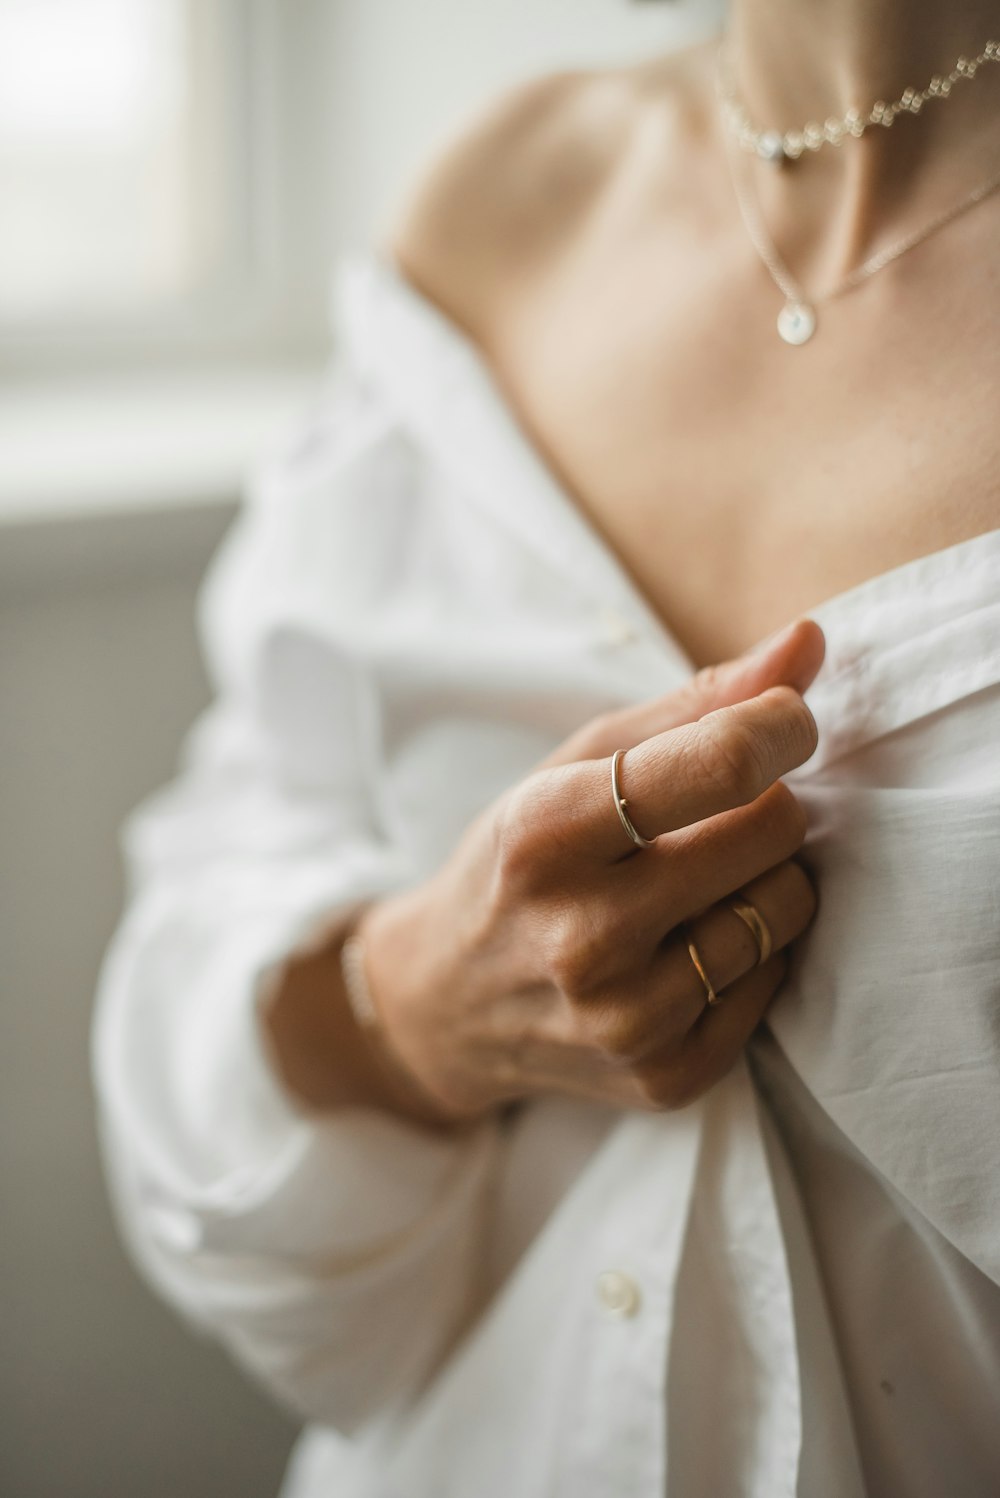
[777,300,817,345]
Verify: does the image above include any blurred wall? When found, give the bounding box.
[0,3,722,1495]
[0,509,296,1498]
[318,0,724,258]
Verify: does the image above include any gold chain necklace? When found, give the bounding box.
[718,36,1000,164]
[714,44,1000,344]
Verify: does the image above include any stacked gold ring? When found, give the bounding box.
[728,898,773,966]
[685,897,774,1009]
[685,927,720,1006]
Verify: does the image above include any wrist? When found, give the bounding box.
[354,889,500,1127]
[257,896,465,1129]
[340,900,471,1128]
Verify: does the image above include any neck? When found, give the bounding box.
[723,0,1000,286]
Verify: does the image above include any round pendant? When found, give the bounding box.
[777,301,817,345]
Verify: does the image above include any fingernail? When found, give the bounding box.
[748,617,805,656]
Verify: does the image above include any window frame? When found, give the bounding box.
[0,0,331,376]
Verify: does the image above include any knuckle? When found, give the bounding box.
[493,792,542,895]
[698,714,769,804]
[493,770,574,893]
[546,907,611,1000]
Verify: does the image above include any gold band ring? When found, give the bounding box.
[728,898,773,966]
[685,925,720,1007]
[610,748,656,850]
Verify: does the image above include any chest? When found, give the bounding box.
[485,237,1000,667]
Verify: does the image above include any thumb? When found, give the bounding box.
[540,618,825,769]
[690,616,827,715]
[649,616,826,742]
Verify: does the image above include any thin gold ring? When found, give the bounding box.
[685,925,720,1007]
[610,748,656,850]
[728,898,773,966]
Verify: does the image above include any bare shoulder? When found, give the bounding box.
[382,69,626,337]
[381,49,709,342]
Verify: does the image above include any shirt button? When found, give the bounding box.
[598,605,639,647]
[595,1269,642,1319]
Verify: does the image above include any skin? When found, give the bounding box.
[262,1,1000,1128]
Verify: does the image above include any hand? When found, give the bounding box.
[358,619,825,1122]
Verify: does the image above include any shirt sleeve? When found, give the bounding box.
[90,356,501,1435]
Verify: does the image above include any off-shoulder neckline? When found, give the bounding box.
[331,247,1000,686]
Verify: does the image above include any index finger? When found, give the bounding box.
[586,685,818,860]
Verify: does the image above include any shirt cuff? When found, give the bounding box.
[94,885,496,1267]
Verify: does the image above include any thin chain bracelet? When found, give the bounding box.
[340,930,381,1030]
[340,923,460,1123]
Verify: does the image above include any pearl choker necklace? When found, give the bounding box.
[719,37,1000,164]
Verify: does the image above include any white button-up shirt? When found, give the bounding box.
[92,250,1000,1498]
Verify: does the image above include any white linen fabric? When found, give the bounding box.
[92,248,1000,1498]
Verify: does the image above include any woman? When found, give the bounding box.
[93,1,1000,1494]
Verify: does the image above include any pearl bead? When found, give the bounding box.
[756,130,786,163]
